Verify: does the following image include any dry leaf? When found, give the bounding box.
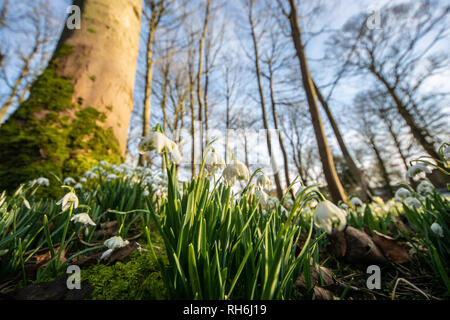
[371,230,409,264]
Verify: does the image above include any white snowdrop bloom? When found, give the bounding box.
[417,180,434,195]
[99,160,110,167]
[104,236,129,250]
[406,163,431,180]
[313,200,347,235]
[85,171,98,179]
[56,192,79,211]
[171,144,183,164]
[80,177,87,184]
[137,131,179,156]
[223,160,249,186]
[431,223,444,238]
[71,213,96,226]
[405,197,421,209]
[73,183,83,190]
[350,197,363,207]
[63,177,76,186]
[256,173,272,191]
[309,199,318,208]
[142,189,150,197]
[36,177,50,187]
[395,187,411,202]
[106,174,118,181]
[205,150,226,176]
[339,203,349,210]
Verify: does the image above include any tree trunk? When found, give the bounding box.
[196,0,210,156]
[369,138,394,198]
[287,0,347,203]
[313,80,373,201]
[248,3,283,199]
[267,64,294,198]
[139,27,155,166]
[0,0,143,193]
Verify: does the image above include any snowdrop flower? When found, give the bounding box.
[56,192,79,211]
[313,200,347,235]
[395,187,411,202]
[74,183,83,190]
[71,213,96,226]
[63,177,76,186]
[350,197,363,207]
[99,160,110,167]
[85,171,98,179]
[431,223,444,238]
[256,173,272,191]
[106,174,118,181]
[417,180,434,195]
[142,189,150,197]
[80,177,87,183]
[205,150,226,176]
[443,145,450,161]
[137,131,179,156]
[339,203,349,210]
[406,163,431,180]
[35,177,49,187]
[405,197,421,209]
[223,160,249,186]
[100,236,130,260]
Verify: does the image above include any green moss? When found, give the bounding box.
[0,43,122,198]
[88,28,96,34]
[82,251,167,300]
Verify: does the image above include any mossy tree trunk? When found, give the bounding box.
[0,0,143,192]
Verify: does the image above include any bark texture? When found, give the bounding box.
[0,0,143,194]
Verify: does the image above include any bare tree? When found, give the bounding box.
[281,0,347,203]
[327,1,450,160]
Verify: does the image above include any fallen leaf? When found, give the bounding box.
[371,230,409,264]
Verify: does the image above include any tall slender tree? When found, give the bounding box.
[283,0,347,203]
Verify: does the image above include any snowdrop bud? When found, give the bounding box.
[85,171,98,179]
[71,213,96,226]
[313,200,347,234]
[256,173,272,191]
[395,187,411,202]
[80,177,87,183]
[406,163,431,180]
[431,222,444,238]
[350,197,363,207]
[74,183,83,190]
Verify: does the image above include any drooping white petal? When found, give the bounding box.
[313,200,347,234]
